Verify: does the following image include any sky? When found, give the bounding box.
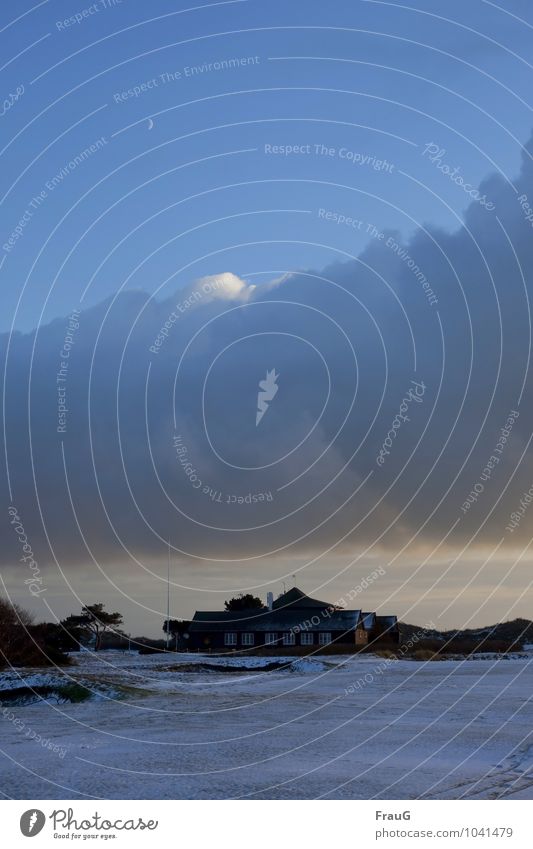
[1,0,533,637]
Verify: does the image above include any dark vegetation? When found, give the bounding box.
[399,618,532,658]
[224,594,264,611]
[0,682,93,706]
[0,597,125,669]
[62,603,123,652]
[157,660,292,674]
[0,597,73,669]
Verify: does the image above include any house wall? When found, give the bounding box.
[369,627,400,647]
[188,628,366,653]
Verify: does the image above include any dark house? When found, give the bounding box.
[372,615,400,646]
[362,612,400,647]
[185,587,378,653]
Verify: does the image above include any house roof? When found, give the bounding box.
[375,615,398,630]
[271,586,333,610]
[361,612,376,630]
[189,610,268,631]
[187,587,373,634]
[188,607,362,633]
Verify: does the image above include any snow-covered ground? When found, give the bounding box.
[0,650,531,800]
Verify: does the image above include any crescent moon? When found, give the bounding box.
[147,118,154,130]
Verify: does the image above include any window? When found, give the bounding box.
[241,632,254,646]
[318,632,332,645]
[300,632,314,646]
[265,633,277,645]
[282,632,296,646]
[224,632,237,646]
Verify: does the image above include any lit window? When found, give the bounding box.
[224,632,237,646]
[265,633,277,644]
[318,632,332,645]
[241,633,254,646]
[300,632,314,645]
[282,633,296,646]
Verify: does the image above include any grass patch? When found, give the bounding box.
[0,682,93,706]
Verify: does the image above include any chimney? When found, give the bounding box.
[267,592,274,610]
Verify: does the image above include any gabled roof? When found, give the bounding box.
[361,612,376,630]
[188,607,362,633]
[375,615,398,629]
[189,609,269,631]
[271,586,332,610]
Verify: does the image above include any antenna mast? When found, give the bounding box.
[166,540,171,649]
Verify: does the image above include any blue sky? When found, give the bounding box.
[2,0,533,331]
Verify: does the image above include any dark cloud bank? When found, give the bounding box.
[2,135,533,589]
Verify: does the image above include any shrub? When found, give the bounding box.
[0,597,70,668]
[410,649,438,661]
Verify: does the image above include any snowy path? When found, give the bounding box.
[0,652,531,800]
